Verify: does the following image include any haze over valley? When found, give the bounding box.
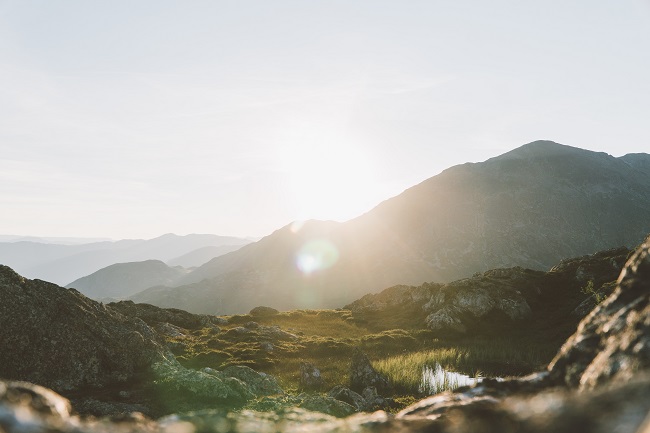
[1,2,649,432]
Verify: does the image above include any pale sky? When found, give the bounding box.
[1,1,649,239]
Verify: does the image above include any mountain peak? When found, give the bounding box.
[493,140,590,161]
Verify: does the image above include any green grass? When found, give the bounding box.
[166,309,561,409]
[373,338,557,396]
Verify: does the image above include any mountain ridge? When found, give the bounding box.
[129,141,650,314]
[0,233,251,285]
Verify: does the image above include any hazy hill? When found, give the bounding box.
[166,245,248,268]
[66,260,187,299]
[131,141,650,314]
[0,233,250,285]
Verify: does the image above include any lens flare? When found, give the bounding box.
[295,239,339,275]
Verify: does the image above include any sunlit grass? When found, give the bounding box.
[171,308,560,409]
[374,339,556,396]
[227,309,368,338]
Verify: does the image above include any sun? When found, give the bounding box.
[278,131,377,222]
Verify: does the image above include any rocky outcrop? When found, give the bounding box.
[548,235,650,390]
[109,300,225,330]
[0,265,171,392]
[423,270,535,333]
[346,247,630,335]
[349,350,390,393]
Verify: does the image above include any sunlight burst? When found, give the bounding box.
[278,128,377,222]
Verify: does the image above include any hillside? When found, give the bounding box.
[0,233,251,285]
[131,141,650,314]
[66,260,188,300]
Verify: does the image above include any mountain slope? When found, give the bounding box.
[66,260,187,300]
[132,141,650,314]
[166,244,247,268]
[0,233,251,285]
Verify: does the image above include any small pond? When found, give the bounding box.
[420,363,498,394]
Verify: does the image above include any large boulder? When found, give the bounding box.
[548,235,650,389]
[0,266,171,392]
[349,350,390,393]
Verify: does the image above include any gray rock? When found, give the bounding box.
[548,234,650,390]
[109,300,221,330]
[0,266,170,392]
[361,386,396,411]
[349,350,390,393]
[297,395,357,418]
[260,341,274,352]
[243,321,259,329]
[249,306,280,317]
[328,386,365,411]
[300,362,325,390]
[220,366,284,397]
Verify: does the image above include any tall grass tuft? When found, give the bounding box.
[374,338,554,395]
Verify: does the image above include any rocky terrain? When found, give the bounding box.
[0,266,293,418]
[1,234,649,432]
[129,141,650,314]
[347,246,629,337]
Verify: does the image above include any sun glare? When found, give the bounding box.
[279,130,377,222]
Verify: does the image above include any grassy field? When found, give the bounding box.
[170,308,560,403]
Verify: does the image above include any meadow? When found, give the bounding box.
[171,308,560,408]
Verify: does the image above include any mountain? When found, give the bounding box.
[166,245,247,268]
[131,141,650,314]
[66,260,187,300]
[0,233,251,285]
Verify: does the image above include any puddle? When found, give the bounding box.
[419,363,485,394]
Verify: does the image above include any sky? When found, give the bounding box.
[1,1,649,240]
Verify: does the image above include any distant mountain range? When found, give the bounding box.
[0,233,251,285]
[122,141,650,314]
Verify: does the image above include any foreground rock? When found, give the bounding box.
[0,265,171,392]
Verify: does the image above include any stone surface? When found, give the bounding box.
[109,300,221,330]
[349,350,390,394]
[0,266,171,392]
[328,386,366,411]
[548,235,650,390]
[300,362,325,391]
[347,248,630,335]
[249,306,280,317]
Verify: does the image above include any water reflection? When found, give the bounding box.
[419,363,483,394]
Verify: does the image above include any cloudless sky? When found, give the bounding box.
[1,0,649,239]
